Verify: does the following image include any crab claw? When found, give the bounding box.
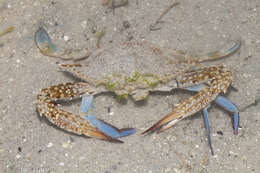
[142,111,182,134]
[36,82,135,143]
[143,83,240,136]
[80,95,136,139]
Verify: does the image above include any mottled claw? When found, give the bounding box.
[36,82,135,142]
[143,83,239,155]
[143,65,233,133]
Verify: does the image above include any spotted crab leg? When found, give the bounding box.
[142,65,233,134]
[202,98,239,155]
[36,82,132,142]
[186,85,239,155]
[182,85,215,155]
[80,95,136,138]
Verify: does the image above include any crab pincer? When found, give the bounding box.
[36,82,135,143]
[80,95,136,139]
[142,92,239,155]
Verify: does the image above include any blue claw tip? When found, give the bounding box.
[119,128,136,137]
[81,95,135,139]
[83,114,120,138]
[83,114,135,138]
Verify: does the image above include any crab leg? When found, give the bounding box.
[198,39,241,62]
[185,85,239,134]
[80,95,136,138]
[215,96,239,135]
[202,107,214,155]
[185,85,239,155]
[36,82,132,142]
[200,98,239,155]
[35,27,90,60]
[143,65,233,134]
[182,85,215,155]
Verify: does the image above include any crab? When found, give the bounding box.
[35,28,240,155]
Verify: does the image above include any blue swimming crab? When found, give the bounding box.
[35,28,240,155]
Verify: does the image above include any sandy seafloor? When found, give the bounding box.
[0,0,260,172]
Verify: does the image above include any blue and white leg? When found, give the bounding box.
[202,106,214,155]
[185,84,239,134]
[80,95,136,139]
[185,85,239,154]
[215,96,239,135]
